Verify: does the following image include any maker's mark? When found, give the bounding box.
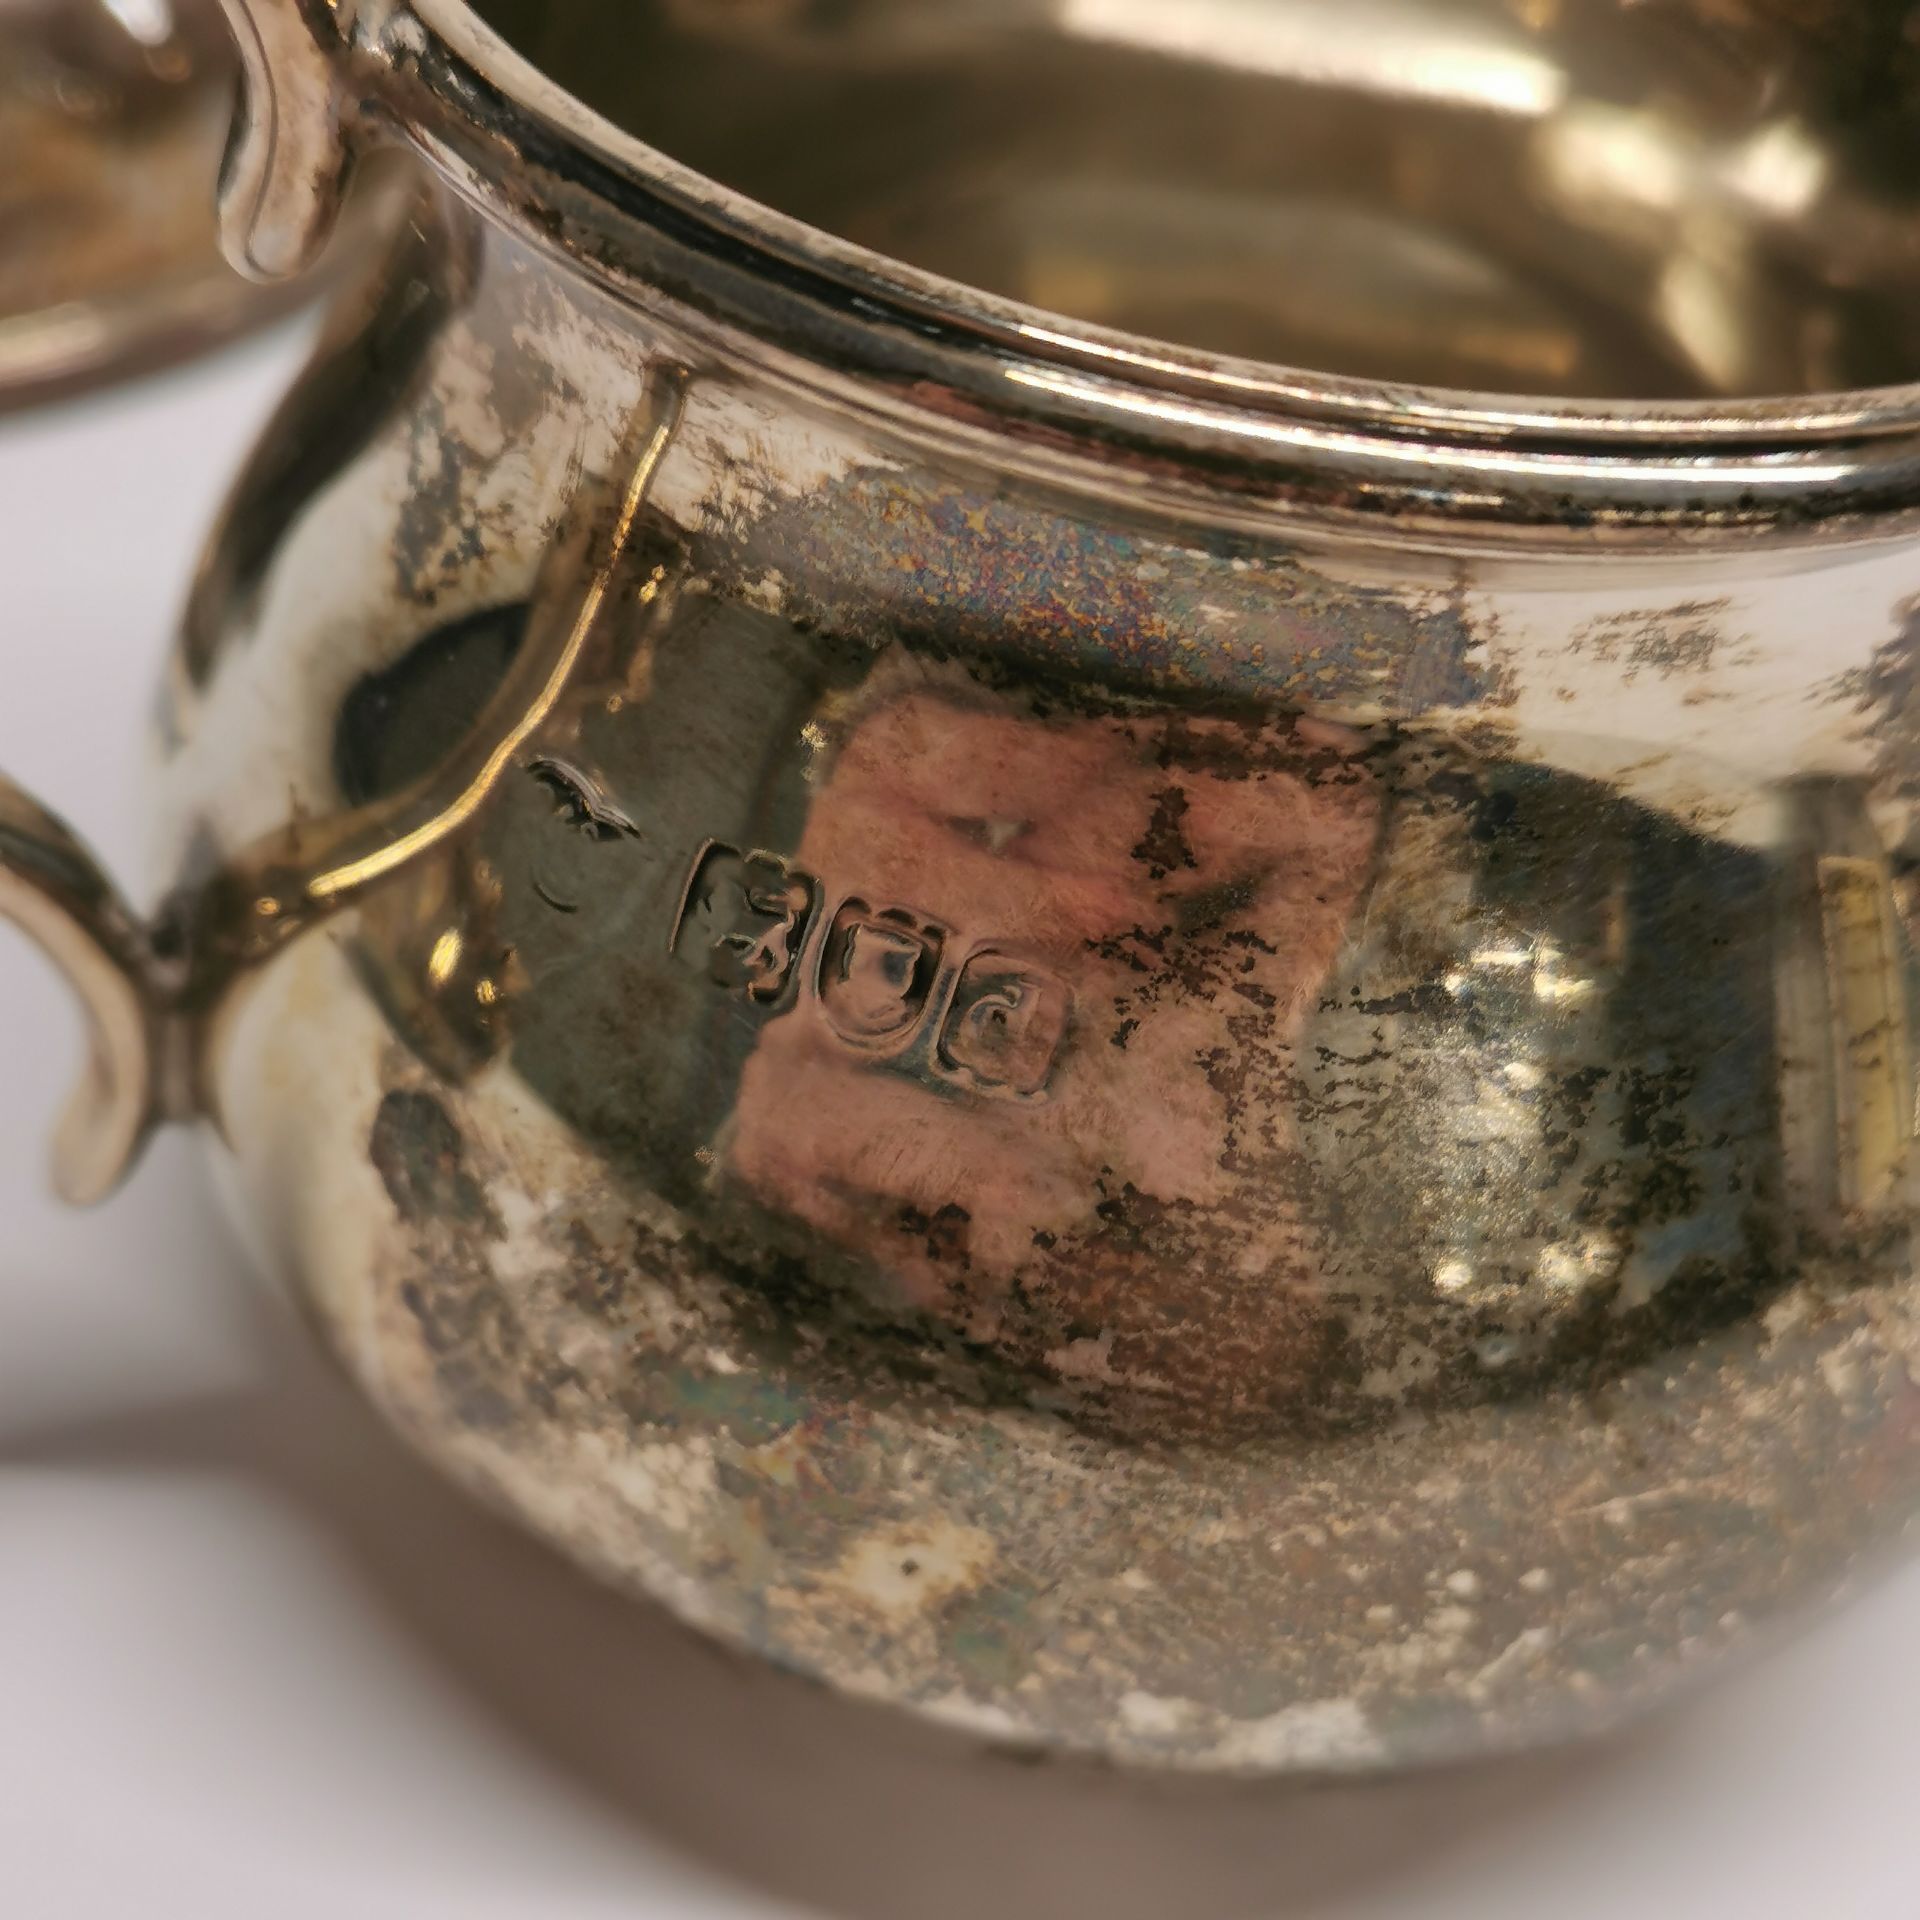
[672,841,818,1004]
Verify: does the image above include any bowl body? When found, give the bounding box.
[154,0,1920,1771]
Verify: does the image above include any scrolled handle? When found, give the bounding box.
[0,776,170,1205]
[214,0,364,281]
[0,364,685,1209]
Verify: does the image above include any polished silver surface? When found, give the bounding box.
[8,0,1920,1774]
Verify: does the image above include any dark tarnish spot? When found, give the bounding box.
[370,1089,499,1231]
[1838,597,1920,828]
[900,1202,973,1268]
[1092,1181,1176,1250]
[1176,875,1261,937]
[1567,599,1734,683]
[1133,785,1198,880]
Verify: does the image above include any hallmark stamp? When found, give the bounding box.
[934,951,1072,1099]
[817,900,946,1052]
[670,842,1071,1095]
[671,841,818,1004]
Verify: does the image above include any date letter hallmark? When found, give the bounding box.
[934,951,1071,1099]
[669,843,1071,1099]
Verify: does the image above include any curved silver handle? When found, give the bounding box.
[0,777,168,1204]
[0,354,685,1206]
[214,0,363,282]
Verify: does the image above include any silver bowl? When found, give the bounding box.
[8,0,1920,1773]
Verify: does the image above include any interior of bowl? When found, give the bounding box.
[468,0,1920,405]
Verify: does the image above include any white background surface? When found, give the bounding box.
[3,330,1920,1919]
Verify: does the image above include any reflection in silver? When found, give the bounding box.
[1817,855,1913,1216]
[1058,0,1568,117]
[100,0,178,47]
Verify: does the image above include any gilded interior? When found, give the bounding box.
[479,0,1920,399]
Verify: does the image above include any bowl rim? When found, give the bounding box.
[385,0,1920,533]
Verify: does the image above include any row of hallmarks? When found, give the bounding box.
[669,840,1071,1100]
